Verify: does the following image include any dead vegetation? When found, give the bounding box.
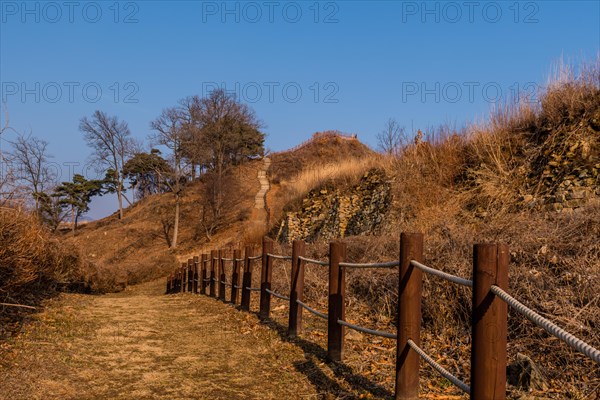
[259,61,600,398]
[0,206,88,340]
[3,60,598,399]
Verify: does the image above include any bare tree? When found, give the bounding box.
[150,107,186,249]
[10,134,55,213]
[188,89,264,235]
[0,103,19,203]
[377,118,405,156]
[79,111,133,219]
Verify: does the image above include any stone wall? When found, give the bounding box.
[275,169,391,243]
[528,120,600,212]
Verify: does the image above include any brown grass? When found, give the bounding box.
[0,207,85,302]
[259,59,600,398]
[278,155,386,212]
[8,60,595,398]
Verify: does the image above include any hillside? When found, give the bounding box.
[64,132,375,292]
[54,66,600,398]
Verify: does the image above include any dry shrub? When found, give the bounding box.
[385,127,467,229]
[540,59,600,130]
[0,207,85,307]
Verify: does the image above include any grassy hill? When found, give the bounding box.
[3,61,597,398]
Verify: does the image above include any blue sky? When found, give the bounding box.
[1,0,599,219]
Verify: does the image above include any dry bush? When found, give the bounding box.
[0,207,85,298]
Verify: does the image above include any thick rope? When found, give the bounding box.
[267,253,292,260]
[265,288,290,301]
[337,319,396,339]
[296,300,328,319]
[247,255,262,260]
[0,303,37,310]
[407,339,470,393]
[339,260,399,269]
[298,256,328,266]
[410,260,473,287]
[491,285,600,363]
[245,287,261,292]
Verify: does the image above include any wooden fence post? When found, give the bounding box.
[193,256,199,294]
[218,250,226,301]
[187,259,193,292]
[259,237,274,320]
[210,250,217,297]
[288,240,306,337]
[231,249,241,304]
[200,254,208,295]
[327,241,346,362]
[166,274,171,294]
[181,263,186,293]
[241,246,253,311]
[179,269,183,293]
[471,243,508,400]
[395,232,424,400]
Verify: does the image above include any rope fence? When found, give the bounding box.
[339,260,399,269]
[165,233,599,400]
[337,319,397,339]
[296,300,327,320]
[265,288,290,301]
[490,285,600,363]
[267,253,292,260]
[410,260,473,287]
[297,256,328,266]
[407,339,470,393]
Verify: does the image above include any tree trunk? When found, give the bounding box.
[117,188,124,219]
[71,206,76,234]
[171,194,180,249]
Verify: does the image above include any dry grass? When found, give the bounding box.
[6,60,595,398]
[0,207,86,308]
[278,155,386,212]
[0,279,320,399]
[259,59,600,398]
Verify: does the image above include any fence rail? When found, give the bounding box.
[166,234,599,399]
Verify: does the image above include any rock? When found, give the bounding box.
[507,353,548,391]
[276,169,391,243]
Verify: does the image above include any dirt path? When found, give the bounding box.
[254,157,271,211]
[249,156,271,233]
[0,279,319,400]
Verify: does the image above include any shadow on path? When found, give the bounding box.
[258,317,394,399]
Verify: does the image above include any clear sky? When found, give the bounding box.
[1,0,599,219]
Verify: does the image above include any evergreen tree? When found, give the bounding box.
[53,174,103,233]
